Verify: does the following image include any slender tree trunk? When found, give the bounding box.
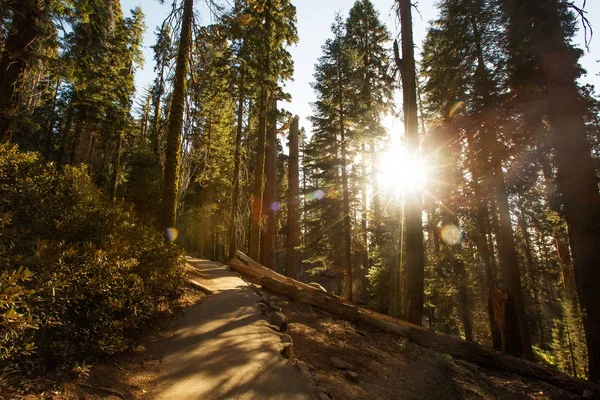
[0,0,43,142]
[260,97,277,269]
[250,90,267,261]
[336,49,353,302]
[286,116,301,280]
[43,79,60,159]
[110,131,123,201]
[152,74,164,156]
[370,138,382,246]
[398,0,424,324]
[228,68,245,259]
[249,0,272,261]
[161,0,193,231]
[360,143,369,301]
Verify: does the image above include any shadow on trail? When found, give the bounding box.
[151,258,315,400]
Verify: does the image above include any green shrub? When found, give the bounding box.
[0,144,184,372]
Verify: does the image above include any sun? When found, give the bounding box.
[378,146,429,195]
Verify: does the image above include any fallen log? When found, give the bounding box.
[229,250,598,396]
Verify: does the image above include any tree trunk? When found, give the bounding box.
[260,97,277,269]
[398,0,424,325]
[337,58,353,302]
[370,138,382,247]
[249,0,272,261]
[529,1,600,381]
[161,0,193,231]
[110,131,123,201]
[228,67,245,259]
[471,14,533,360]
[228,251,599,397]
[464,128,503,349]
[286,116,301,280]
[0,0,43,142]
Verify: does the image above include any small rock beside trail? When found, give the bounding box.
[345,371,359,383]
[258,301,288,332]
[295,361,316,386]
[330,356,353,370]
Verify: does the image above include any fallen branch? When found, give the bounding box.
[228,251,599,396]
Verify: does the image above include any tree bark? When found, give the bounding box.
[161,0,193,231]
[337,54,353,302]
[228,67,245,259]
[228,251,599,397]
[398,0,424,325]
[249,0,272,261]
[286,116,301,280]
[471,14,533,360]
[527,0,600,381]
[260,97,277,269]
[110,131,123,201]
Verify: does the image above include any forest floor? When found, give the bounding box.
[5,258,585,400]
[275,294,581,400]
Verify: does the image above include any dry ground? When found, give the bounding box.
[2,262,586,400]
[273,293,581,400]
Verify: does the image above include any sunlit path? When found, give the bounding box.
[151,257,316,400]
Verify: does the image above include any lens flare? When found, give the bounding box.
[270,202,281,211]
[307,189,325,201]
[165,227,179,242]
[440,224,462,246]
[449,101,465,118]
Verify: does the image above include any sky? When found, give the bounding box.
[121,0,600,135]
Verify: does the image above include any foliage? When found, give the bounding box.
[0,145,184,372]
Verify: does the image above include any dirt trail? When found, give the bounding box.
[150,257,316,400]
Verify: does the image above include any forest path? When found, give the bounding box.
[150,257,317,400]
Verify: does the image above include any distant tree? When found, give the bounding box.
[286,116,301,279]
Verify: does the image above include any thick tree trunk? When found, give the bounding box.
[161,0,193,231]
[228,68,245,259]
[464,129,502,350]
[228,251,598,397]
[0,0,43,142]
[286,116,301,280]
[471,14,533,360]
[533,2,600,381]
[260,98,277,269]
[398,0,424,325]
[489,127,533,360]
